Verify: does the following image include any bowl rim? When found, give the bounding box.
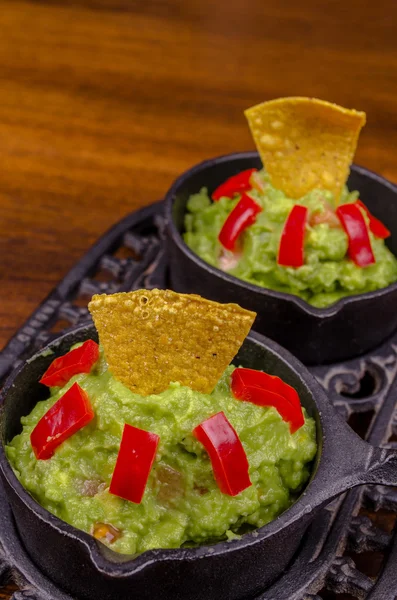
[164,151,397,318]
[0,322,349,577]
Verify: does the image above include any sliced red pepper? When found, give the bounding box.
[110,424,159,504]
[218,193,262,251]
[231,368,301,409]
[356,200,391,239]
[231,368,304,434]
[234,385,303,434]
[193,412,251,496]
[31,382,95,460]
[336,204,376,267]
[277,205,308,268]
[40,340,99,387]
[212,168,257,201]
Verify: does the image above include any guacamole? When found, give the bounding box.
[6,347,316,555]
[184,170,397,308]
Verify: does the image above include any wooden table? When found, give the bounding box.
[1,1,397,598]
[2,0,397,351]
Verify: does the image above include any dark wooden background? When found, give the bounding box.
[1,0,397,351]
[1,1,397,598]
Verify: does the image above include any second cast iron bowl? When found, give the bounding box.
[165,151,397,364]
[1,323,397,600]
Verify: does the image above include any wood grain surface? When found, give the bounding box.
[1,1,397,598]
[1,0,397,351]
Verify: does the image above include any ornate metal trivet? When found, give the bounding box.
[1,200,396,600]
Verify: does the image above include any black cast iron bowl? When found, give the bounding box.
[1,324,397,600]
[165,151,397,365]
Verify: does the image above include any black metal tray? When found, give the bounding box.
[1,201,397,600]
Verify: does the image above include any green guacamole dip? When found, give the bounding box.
[6,347,316,555]
[184,170,397,308]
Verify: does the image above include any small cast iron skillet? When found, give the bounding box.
[165,152,397,365]
[1,324,397,600]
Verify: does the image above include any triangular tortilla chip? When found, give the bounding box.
[245,97,366,201]
[88,289,256,396]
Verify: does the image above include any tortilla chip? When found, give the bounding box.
[88,289,256,396]
[245,97,366,201]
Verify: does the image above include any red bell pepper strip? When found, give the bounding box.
[231,368,304,434]
[231,368,301,409]
[336,204,376,267]
[40,340,99,387]
[277,205,308,268]
[234,384,302,434]
[218,193,262,251]
[110,424,160,504]
[193,412,251,496]
[356,200,391,239]
[31,382,95,460]
[212,168,257,201]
